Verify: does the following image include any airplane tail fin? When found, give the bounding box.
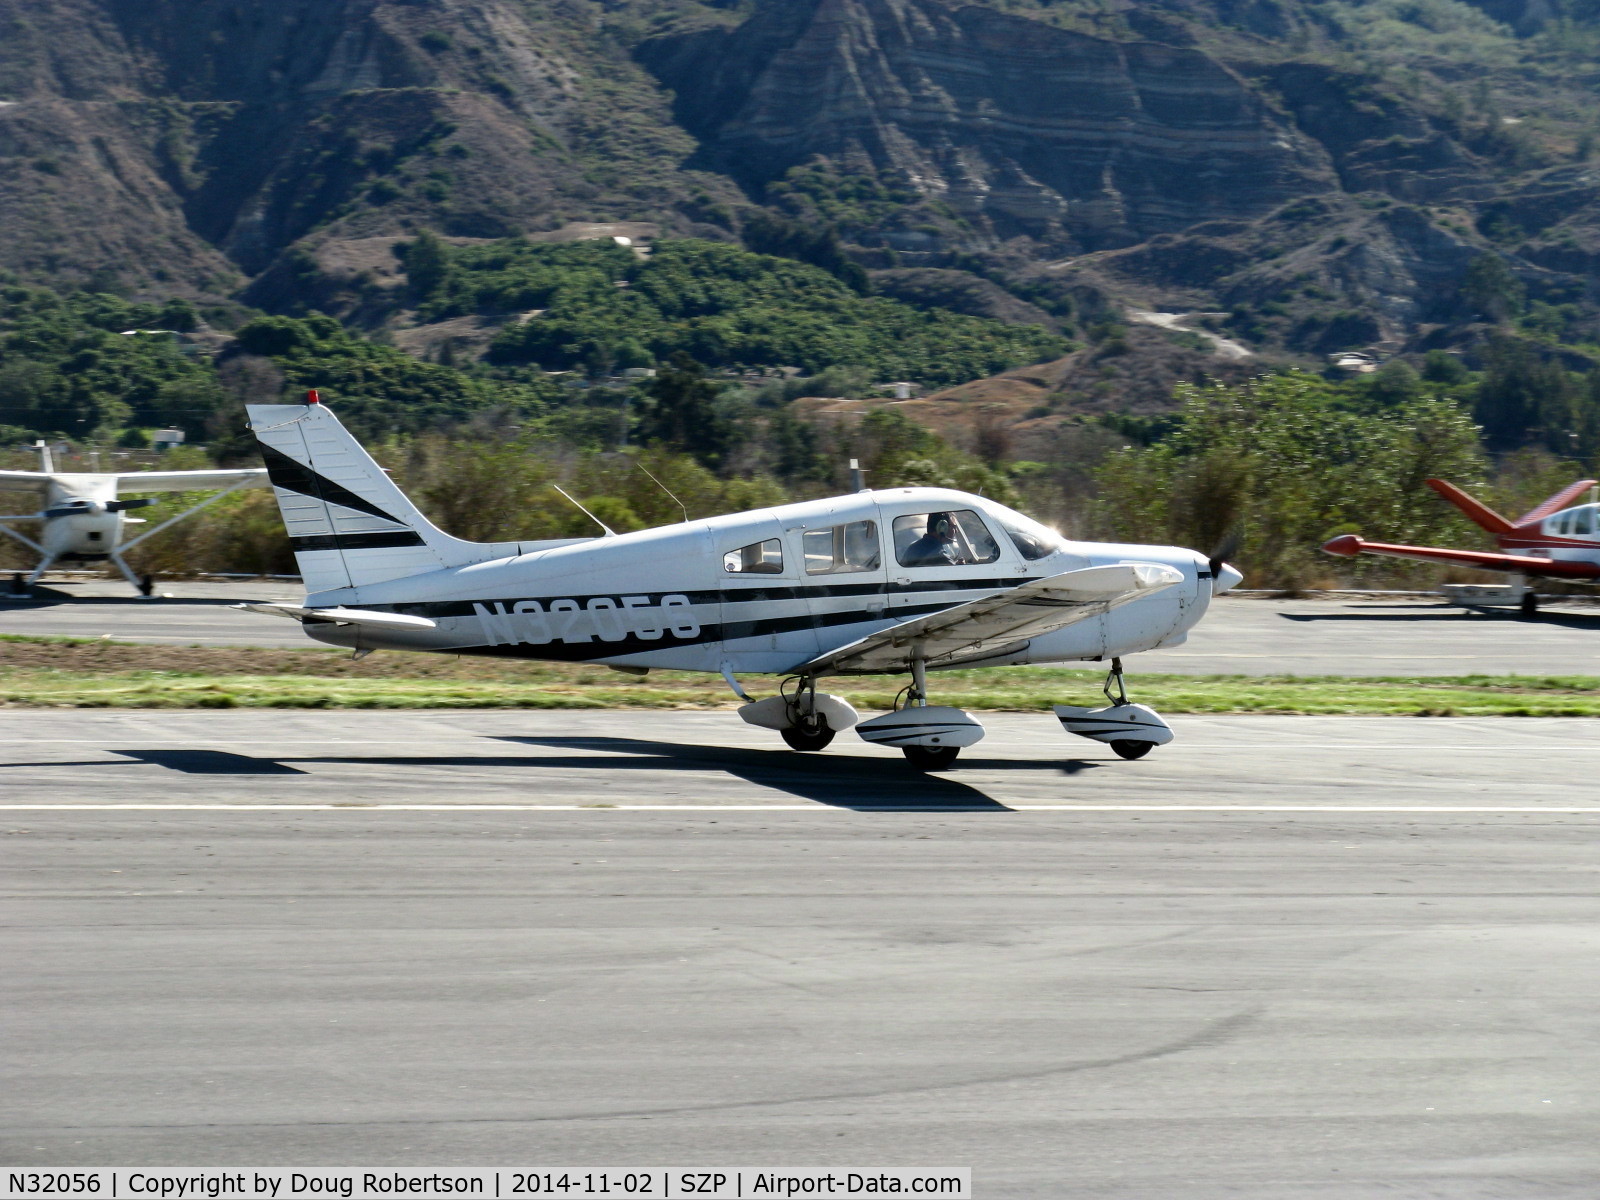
[1514,478,1599,526]
[1423,479,1515,535]
[247,395,491,596]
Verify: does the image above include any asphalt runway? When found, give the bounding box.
[7,579,1600,676]
[5,712,1600,1196]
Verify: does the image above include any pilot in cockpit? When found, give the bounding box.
[902,512,963,566]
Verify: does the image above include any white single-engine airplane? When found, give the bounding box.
[240,392,1242,768]
[0,442,267,595]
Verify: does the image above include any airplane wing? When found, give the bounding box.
[113,468,269,494]
[1322,535,1600,580]
[0,471,50,493]
[791,562,1183,676]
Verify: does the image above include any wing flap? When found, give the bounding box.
[794,562,1183,676]
[234,602,437,630]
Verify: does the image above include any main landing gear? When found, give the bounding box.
[854,654,986,771]
[778,677,837,752]
[1053,658,1175,758]
[742,656,1173,770]
[739,676,859,751]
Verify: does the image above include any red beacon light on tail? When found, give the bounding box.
[305,389,320,405]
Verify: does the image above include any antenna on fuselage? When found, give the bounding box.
[551,484,617,537]
[849,458,867,492]
[33,440,54,474]
[632,460,689,525]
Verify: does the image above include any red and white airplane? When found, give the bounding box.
[1323,477,1600,613]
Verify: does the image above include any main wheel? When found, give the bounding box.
[1520,591,1539,616]
[1110,739,1153,760]
[781,720,835,752]
[903,745,960,771]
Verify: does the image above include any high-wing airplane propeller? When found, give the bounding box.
[1322,477,1600,614]
[238,391,1244,769]
[0,441,268,595]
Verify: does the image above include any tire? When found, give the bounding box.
[903,745,960,771]
[781,721,835,752]
[1110,739,1153,760]
[1520,592,1539,616]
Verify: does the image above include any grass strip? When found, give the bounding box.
[4,665,1600,715]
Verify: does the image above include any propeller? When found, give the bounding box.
[36,498,154,519]
[1206,526,1242,578]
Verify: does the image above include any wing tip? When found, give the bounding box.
[1322,534,1363,557]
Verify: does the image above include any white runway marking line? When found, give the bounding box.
[6,804,1600,813]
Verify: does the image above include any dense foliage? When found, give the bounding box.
[404,235,1067,384]
[0,285,213,441]
[1095,373,1489,588]
[230,313,557,439]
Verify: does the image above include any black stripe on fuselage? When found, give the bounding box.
[449,602,963,663]
[385,576,1039,621]
[291,530,427,552]
[260,443,410,526]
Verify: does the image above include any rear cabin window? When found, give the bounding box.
[723,538,783,574]
[1575,507,1595,537]
[893,510,1001,567]
[803,520,880,575]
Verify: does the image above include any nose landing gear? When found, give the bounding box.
[1054,658,1175,759]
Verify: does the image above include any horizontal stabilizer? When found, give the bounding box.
[234,602,437,630]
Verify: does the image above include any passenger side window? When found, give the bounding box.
[803,521,880,575]
[723,538,784,574]
[893,510,1001,567]
[1575,507,1594,537]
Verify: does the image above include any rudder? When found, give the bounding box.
[248,397,483,596]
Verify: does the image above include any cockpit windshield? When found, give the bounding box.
[990,508,1066,561]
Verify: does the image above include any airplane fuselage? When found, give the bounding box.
[37,476,130,561]
[299,488,1220,677]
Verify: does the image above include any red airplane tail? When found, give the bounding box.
[1511,478,1598,528]
[1424,477,1599,535]
[1422,479,1514,534]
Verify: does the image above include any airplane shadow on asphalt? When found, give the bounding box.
[6,740,1108,811]
[1279,605,1600,630]
[0,586,243,610]
[491,736,1017,811]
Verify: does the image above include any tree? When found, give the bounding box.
[1461,254,1525,324]
[1096,373,1486,587]
[639,353,734,468]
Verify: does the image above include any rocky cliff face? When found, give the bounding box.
[0,0,1597,374]
[0,0,721,294]
[643,0,1334,250]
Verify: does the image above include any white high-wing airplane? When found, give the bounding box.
[0,442,267,595]
[240,392,1243,769]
